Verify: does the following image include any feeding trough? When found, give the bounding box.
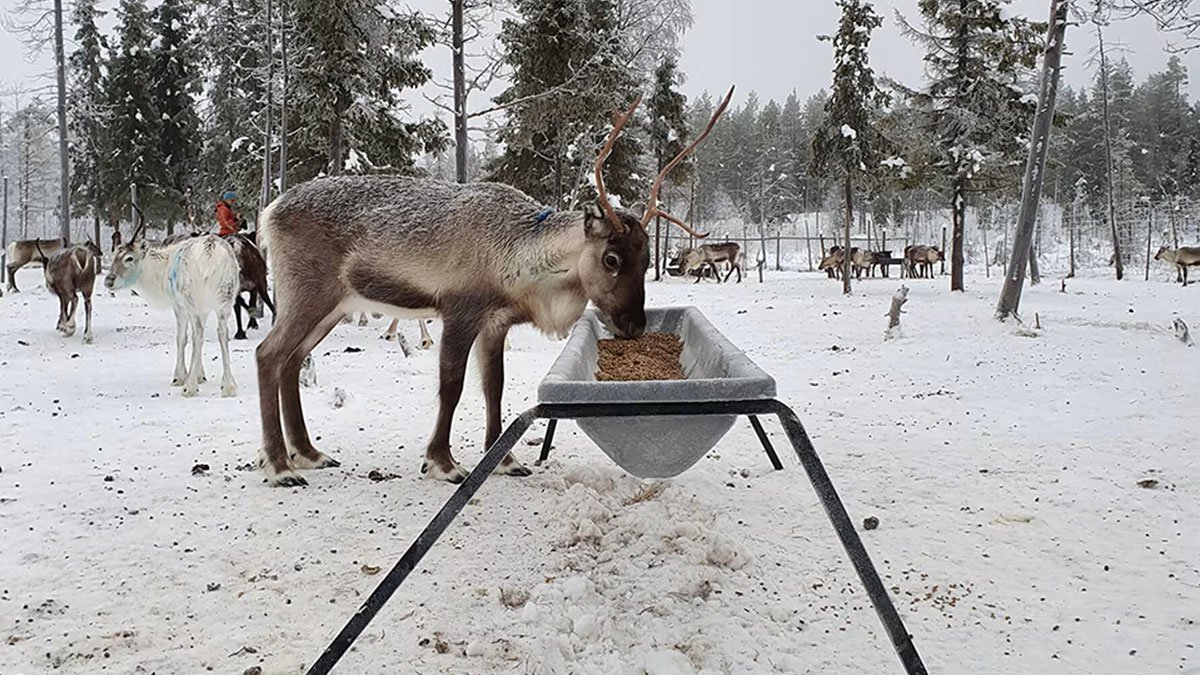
[306,308,928,675]
[538,307,776,477]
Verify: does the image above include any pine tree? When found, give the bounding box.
[488,0,643,208]
[152,0,203,232]
[104,0,167,228]
[289,0,444,179]
[812,0,889,294]
[68,0,109,244]
[645,57,689,279]
[899,0,1042,291]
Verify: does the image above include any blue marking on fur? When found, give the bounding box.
[167,247,186,298]
[534,207,554,224]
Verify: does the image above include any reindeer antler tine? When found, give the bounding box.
[131,203,147,241]
[594,94,642,234]
[641,85,736,234]
[656,210,709,239]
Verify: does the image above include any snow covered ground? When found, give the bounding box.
[1,266,1197,674]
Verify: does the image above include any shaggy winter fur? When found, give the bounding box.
[255,176,649,487]
[7,238,65,293]
[105,235,240,397]
[42,242,102,344]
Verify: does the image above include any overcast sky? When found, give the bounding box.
[2,0,1196,122]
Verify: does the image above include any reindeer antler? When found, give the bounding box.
[640,85,736,239]
[131,203,147,241]
[594,94,643,234]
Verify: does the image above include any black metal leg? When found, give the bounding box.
[747,415,783,471]
[306,409,537,675]
[536,418,558,465]
[768,401,927,675]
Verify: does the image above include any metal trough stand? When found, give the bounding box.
[307,307,928,675]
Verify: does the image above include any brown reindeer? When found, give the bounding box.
[1155,245,1200,286]
[253,87,734,487]
[226,234,276,339]
[6,238,66,293]
[42,241,102,344]
[903,245,943,279]
[680,242,742,283]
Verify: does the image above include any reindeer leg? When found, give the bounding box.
[478,324,529,476]
[281,313,344,471]
[82,292,93,345]
[233,294,249,340]
[183,315,205,396]
[382,318,399,341]
[422,311,481,483]
[172,308,189,386]
[217,305,237,397]
[247,290,260,330]
[257,301,341,487]
[63,295,77,337]
[357,312,370,327]
[6,265,18,293]
[418,319,434,350]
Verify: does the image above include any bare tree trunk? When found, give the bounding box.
[942,224,949,277]
[1097,20,1123,280]
[260,0,274,212]
[950,189,963,290]
[1029,234,1041,284]
[654,215,662,280]
[1144,207,1153,281]
[804,220,814,272]
[1068,213,1076,278]
[328,112,343,176]
[54,0,70,244]
[2,177,8,282]
[452,0,468,184]
[843,175,853,294]
[983,221,990,278]
[996,0,1067,318]
[278,0,289,193]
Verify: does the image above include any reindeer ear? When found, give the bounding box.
[584,203,610,239]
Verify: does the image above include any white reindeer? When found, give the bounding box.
[104,225,240,398]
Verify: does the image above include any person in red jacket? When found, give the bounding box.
[216,191,243,236]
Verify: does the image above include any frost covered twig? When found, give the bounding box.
[884,285,909,341]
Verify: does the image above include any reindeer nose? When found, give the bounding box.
[614,311,646,339]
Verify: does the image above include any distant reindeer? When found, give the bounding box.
[6,238,65,293]
[382,317,436,349]
[1155,245,1200,286]
[42,241,103,344]
[105,215,240,398]
[252,87,734,487]
[903,245,943,279]
[680,242,742,283]
[819,245,858,279]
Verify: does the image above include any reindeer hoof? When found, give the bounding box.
[234,332,248,340]
[382,332,396,341]
[291,452,341,470]
[419,339,434,350]
[82,334,93,345]
[495,456,532,477]
[171,377,185,387]
[421,459,468,483]
[221,383,237,398]
[182,384,200,398]
[268,471,308,488]
[248,319,259,330]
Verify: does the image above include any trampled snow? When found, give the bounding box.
[1,267,1197,674]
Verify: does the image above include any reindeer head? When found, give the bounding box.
[104,210,149,290]
[580,86,735,338]
[1155,245,1170,261]
[83,239,104,273]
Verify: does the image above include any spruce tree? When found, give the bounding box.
[899,0,1042,291]
[488,0,643,208]
[152,0,203,231]
[645,57,689,279]
[68,0,109,244]
[812,0,889,294]
[103,0,167,227]
[289,0,444,179]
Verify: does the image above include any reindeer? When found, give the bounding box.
[382,317,437,349]
[105,216,240,398]
[6,238,66,293]
[903,245,943,279]
[1155,245,1200,286]
[680,242,742,283]
[819,246,859,279]
[227,234,276,339]
[42,241,103,344]
[253,87,734,487]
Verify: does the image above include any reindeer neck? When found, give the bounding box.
[131,248,176,305]
[508,211,589,338]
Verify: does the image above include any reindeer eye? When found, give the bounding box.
[603,252,621,272]
[124,255,134,263]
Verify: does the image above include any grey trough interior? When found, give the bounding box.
[538,306,777,477]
